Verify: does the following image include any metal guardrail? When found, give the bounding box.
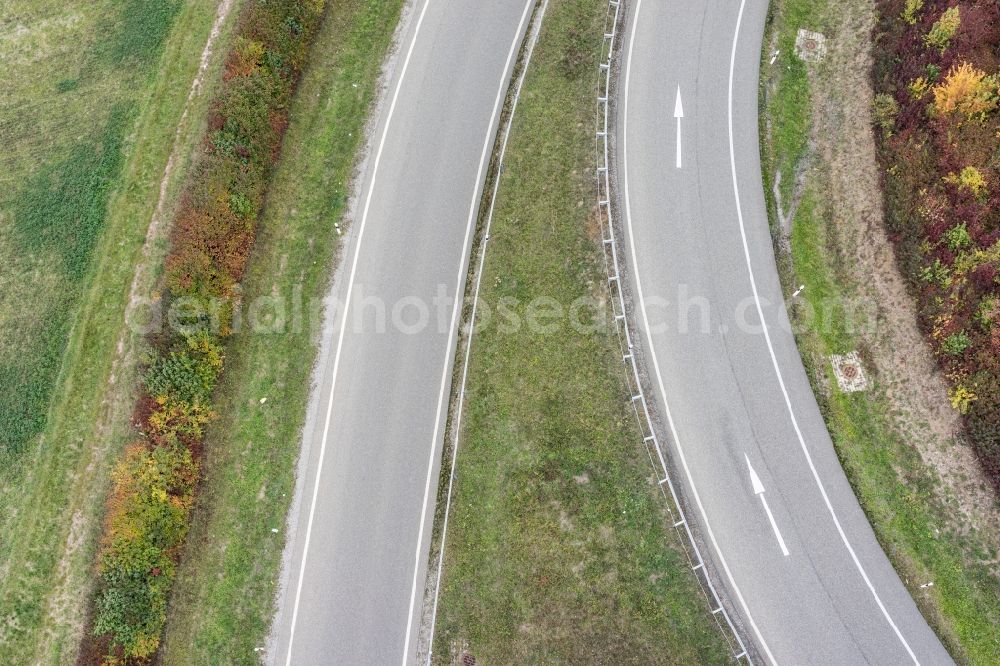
[594,2,752,662]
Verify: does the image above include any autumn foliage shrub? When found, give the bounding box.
[931,61,998,119]
[873,0,1000,490]
[144,332,223,406]
[93,443,198,659]
[163,0,326,304]
[91,0,326,660]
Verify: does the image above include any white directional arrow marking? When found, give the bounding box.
[673,86,684,169]
[746,454,790,557]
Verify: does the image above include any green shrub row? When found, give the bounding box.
[90,1,327,660]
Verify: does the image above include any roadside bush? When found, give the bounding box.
[873,93,899,133]
[147,397,214,446]
[164,0,328,304]
[91,0,327,659]
[944,222,972,250]
[144,332,224,405]
[144,350,216,405]
[902,0,924,24]
[947,165,987,197]
[949,384,976,413]
[931,62,998,120]
[229,192,255,219]
[925,6,960,52]
[942,330,971,355]
[968,367,1000,475]
[93,443,198,659]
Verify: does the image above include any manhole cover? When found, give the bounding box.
[795,29,827,62]
[831,352,868,393]
[462,654,477,666]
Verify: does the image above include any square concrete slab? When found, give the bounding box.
[795,28,827,62]
[831,351,869,393]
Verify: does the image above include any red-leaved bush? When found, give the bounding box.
[873,0,1000,489]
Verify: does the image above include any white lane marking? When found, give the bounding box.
[746,455,790,557]
[283,1,435,662]
[401,1,535,664]
[725,1,919,663]
[621,1,778,663]
[673,85,684,169]
[423,0,549,662]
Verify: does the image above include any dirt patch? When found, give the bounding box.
[806,0,1000,544]
[0,12,84,67]
[584,206,604,244]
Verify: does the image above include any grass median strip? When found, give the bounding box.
[762,0,1000,661]
[158,1,406,662]
[428,1,733,663]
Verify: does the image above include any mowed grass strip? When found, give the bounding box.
[0,1,242,661]
[429,1,732,663]
[761,0,1000,661]
[159,1,405,662]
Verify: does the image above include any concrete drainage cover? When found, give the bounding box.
[795,29,827,62]
[831,351,868,393]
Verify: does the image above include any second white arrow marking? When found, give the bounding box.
[674,85,684,169]
[746,454,790,557]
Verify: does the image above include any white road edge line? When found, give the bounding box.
[620,1,778,663]
[282,1,435,662]
[725,1,919,663]
[401,1,535,664]
[422,0,549,662]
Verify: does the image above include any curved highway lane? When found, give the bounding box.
[617,1,952,663]
[268,1,532,663]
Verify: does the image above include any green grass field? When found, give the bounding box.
[0,0,183,454]
[158,1,406,662]
[762,0,1000,661]
[428,1,733,662]
[0,0,240,661]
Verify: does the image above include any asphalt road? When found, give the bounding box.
[616,1,952,664]
[268,2,532,663]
